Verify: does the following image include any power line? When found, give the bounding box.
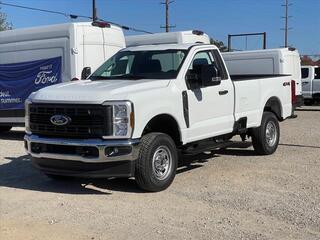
[0,2,90,19]
[0,1,152,34]
[160,0,175,32]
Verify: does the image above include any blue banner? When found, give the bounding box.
[0,57,62,110]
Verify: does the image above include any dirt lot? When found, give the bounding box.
[0,106,319,240]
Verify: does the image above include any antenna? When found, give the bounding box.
[92,0,98,21]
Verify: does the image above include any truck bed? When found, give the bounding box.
[231,74,292,129]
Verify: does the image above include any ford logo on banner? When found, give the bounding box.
[0,57,62,111]
[50,115,71,126]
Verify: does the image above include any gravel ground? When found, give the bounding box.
[0,106,320,240]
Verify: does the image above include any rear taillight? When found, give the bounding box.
[291,80,297,104]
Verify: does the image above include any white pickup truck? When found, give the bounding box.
[24,35,293,192]
[301,65,320,105]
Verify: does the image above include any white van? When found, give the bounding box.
[222,48,303,109]
[301,65,320,105]
[125,30,210,47]
[0,22,125,131]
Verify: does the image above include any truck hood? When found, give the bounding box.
[31,79,170,104]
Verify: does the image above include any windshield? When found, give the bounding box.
[90,49,187,80]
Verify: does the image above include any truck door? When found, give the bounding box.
[185,49,234,142]
[301,67,313,99]
[313,67,320,98]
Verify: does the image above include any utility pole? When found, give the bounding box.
[282,0,292,47]
[160,0,175,32]
[92,0,98,21]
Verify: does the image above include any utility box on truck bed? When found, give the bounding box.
[222,48,303,109]
[0,22,125,129]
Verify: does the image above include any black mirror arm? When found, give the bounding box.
[81,67,92,79]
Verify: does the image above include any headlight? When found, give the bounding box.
[103,101,134,139]
[25,98,32,134]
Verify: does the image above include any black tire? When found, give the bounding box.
[0,126,12,133]
[251,112,280,155]
[135,133,178,192]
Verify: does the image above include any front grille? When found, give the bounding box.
[29,104,113,138]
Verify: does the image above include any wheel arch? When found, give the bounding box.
[141,114,182,146]
[263,96,283,121]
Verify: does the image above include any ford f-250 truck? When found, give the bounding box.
[24,39,293,192]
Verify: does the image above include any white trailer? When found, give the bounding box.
[0,22,125,131]
[222,48,303,109]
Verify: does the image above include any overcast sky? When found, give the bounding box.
[1,0,319,55]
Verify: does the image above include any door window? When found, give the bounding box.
[188,51,213,71]
[301,68,309,79]
[315,67,320,79]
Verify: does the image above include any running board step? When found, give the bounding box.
[181,141,234,155]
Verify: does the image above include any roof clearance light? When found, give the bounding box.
[92,21,111,28]
[192,30,204,36]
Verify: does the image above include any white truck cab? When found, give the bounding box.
[24,32,293,192]
[0,22,125,131]
[301,65,320,105]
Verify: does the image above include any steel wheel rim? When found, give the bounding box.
[152,145,172,181]
[266,121,277,147]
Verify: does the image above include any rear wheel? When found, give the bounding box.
[251,112,280,155]
[0,126,12,133]
[135,133,178,192]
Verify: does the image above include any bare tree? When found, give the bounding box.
[0,4,12,31]
[210,38,228,52]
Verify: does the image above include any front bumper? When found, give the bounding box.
[24,134,140,178]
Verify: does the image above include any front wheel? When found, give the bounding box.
[135,133,178,192]
[251,112,280,155]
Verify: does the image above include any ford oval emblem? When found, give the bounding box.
[50,115,71,126]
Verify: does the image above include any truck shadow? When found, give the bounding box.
[214,149,257,156]
[296,108,320,112]
[0,129,25,141]
[0,153,218,194]
[279,143,320,149]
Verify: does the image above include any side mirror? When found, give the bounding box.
[201,64,221,87]
[81,67,91,79]
[186,72,201,89]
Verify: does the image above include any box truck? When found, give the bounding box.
[0,22,125,132]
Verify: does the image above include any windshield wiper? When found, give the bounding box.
[90,74,145,80]
[89,76,112,80]
[112,74,145,80]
